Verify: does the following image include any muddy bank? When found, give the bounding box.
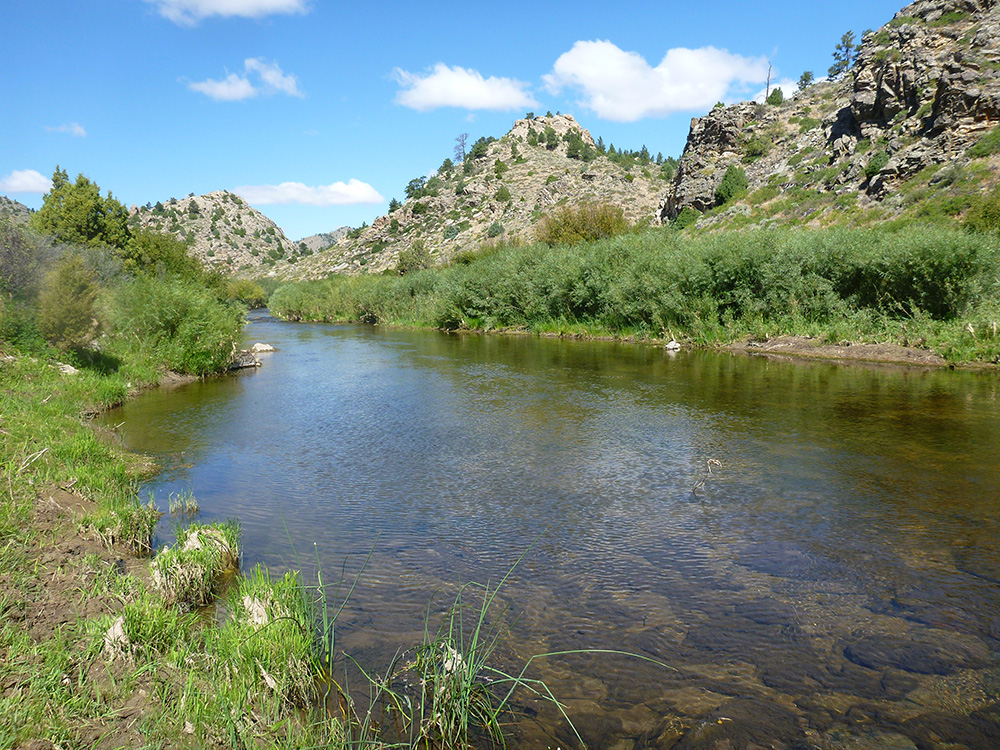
[723,335,953,368]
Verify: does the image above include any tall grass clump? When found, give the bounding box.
[103,273,245,374]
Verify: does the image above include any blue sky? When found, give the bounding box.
[3,0,905,241]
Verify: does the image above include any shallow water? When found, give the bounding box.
[102,311,1000,748]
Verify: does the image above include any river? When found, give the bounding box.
[101,310,1000,748]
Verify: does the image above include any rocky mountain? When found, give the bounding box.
[286,114,672,279]
[298,227,351,253]
[0,196,32,225]
[661,0,1000,229]
[128,191,312,276]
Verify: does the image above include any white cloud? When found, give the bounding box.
[234,179,384,206]
[45,122,87,137]
[393,63,539,112]
[543,40,770,122]
[244,57,303,97]
[189,72,257,101]
[188,58,303,101]
[0,169,52,193]
[145,0,307,25]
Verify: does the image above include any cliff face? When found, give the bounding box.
[286,114,670,279]
[662,0,1000,224]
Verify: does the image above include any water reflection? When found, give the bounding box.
[101,312,1000,748]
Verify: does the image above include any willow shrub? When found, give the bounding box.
[270,225,1000,349]
[103,274,245,375]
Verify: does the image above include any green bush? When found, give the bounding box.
[673,206,701,230]
[36,254,101,350]
[104,275,244,374]
[766,87,784,106]
[486,222,505,238]
[865,150,889,179]
[536,203,630,247]
[396,241,432,275]
[715,166,749,206]
[964,187,1000,233]
[496,186,512,202]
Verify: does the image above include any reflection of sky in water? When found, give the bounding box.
[100,312,1000,748]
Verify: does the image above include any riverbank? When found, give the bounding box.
[0,347,346,747]
[270,224,1000,368]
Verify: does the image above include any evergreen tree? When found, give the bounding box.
[828,31,860,79]
[31,167,130,250]
[798,71,815,90]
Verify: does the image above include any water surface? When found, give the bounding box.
[103,311,1000,748]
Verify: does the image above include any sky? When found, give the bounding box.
[2,0,906,241]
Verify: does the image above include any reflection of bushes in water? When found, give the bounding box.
[270,225,1000,361]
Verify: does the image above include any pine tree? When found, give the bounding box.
[828,31,860,79]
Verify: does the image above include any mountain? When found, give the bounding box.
[297,227,351,253]
[128,191,312,276]
[0,196,32,225]
[661,0,1000,229]
[285,113,673,279]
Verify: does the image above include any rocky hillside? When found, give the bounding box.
[299,227,350,253]
[0,196,32,225]
[286,114,672,278]
[128,191,312,276]
[661,0,1000,229]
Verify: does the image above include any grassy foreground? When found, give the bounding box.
[270,224,1000,365]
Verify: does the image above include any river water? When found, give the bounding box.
[102,311,1000,748]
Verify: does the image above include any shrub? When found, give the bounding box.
[486,222,505,238]
[36,254,101,350]
[964,187,1000,233]
[104,274,244,374]
[766,87,784,106]
[865,150,889,179]
[742,135,772,162]
[396,241,432,274]
[536,203,630,247]
[715,165,749,206]
[673,206,701,230]
[496,186,512,202]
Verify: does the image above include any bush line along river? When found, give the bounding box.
[103,310,1000,748]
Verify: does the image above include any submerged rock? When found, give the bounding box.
[843,628,990,674]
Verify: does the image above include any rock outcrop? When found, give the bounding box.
[662,0,1000,224]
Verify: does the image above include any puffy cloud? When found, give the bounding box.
[189,72,257,101]
[188,58,303,101]
[393,64,538,112]
[0,169,52,193]
[145,0,307,25]
[234,179,384,206]
[244,58,303,97]
[543,41,770,122]
[45,122,87,137]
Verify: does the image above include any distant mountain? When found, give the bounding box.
[297,227,351,253]
[0,196,32,225]
[129,191,312,276]
[286,113,673,278]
